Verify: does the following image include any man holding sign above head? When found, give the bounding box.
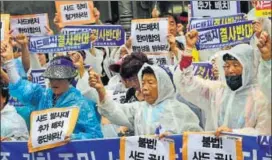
[174,30,271,136]
[89,61,203,136]
[0,42,103,140]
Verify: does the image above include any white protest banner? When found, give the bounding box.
[28,107,79,152]
[31,69,46,88]
[183,132,243,160]
[0,14,10,41]
[255,1,272,18]
[120,136,176,160]
[191,1,240,17]
[131,18,169,53]
[55,1,95,25]
[10,13,49,36]
[189,14,245,30]
[107,89,127,104]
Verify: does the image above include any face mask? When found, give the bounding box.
[225,75,242,91]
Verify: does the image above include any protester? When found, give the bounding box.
[0,81,29,141]
[1,42,103,140]
[174,30,271,136]
[89,62,203,136]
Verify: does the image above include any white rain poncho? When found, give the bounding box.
[174,44,271,135]
[1,104,29,140]
[98,63,203,135]
[257,60,271,103]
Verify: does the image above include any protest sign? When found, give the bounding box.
[120,136,176,160]
[10,13,49,36]
[183,132,243,160]
[255,1,272,18]
[31,69,46,88]
[196,20,253,50]
[146,53,170,65]
[192,62,214,80]
[107,90,127,104]
[61,25,125,46]
[131,18,169,53]
[191,1,240,17]
[28,107,79,153]
[190,14,245,30]
[55,1,95,25]
[0,14,10,41]
[29,32,91,53]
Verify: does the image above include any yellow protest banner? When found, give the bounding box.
[183,132,243,160]
[28,107,79,153]
[0,14,10,41]
[10,13,50,36]
[55,1,95,25]
[120,136,175,160]
[255,1,272,17]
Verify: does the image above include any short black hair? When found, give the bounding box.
[141,66,155,78]
[120,52,153,79]
[0,81,9,106]
[160,12,178,24]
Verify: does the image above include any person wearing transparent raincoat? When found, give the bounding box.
[89,63,203,136]
[1,81,29,141]
[0,42,103,140]
[174,30,271,136]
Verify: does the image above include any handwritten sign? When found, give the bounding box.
[29,32,91,53]
[255,1,272,18]
[131,18,169,53]
[183,132,243,160]
[120,136,176,160]
[196,20,253,50]
[191,1,240,17]
[28,107,79,152]
[192,62,215,80]
[61,25,125,46]
[31,69,46,88]
[0,14,10,41]
[190,14,245,30]
[55,1,95,25]
[10,13,49,36]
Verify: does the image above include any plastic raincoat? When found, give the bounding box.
[258,59,271,103]
[1,104,29,140]
[98,63,203,135]
[6,61,103,139]
[174,44,271,135]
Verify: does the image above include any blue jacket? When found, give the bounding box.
[9,78,103,140]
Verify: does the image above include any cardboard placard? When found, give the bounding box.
[55,1,95,25]
[28,107,79,153]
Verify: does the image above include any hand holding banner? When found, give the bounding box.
[28,107,79,152]
[183,132,243,160]
[120,136,176,160]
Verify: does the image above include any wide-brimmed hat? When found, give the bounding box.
[42,57,78,79]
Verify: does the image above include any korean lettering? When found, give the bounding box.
[62,2,90,21]
[202,136,223,148]
[138,137,157,150]
[17,17,39,25]
[192,151,210,160]
[132,45,150,52]
[198,1,230,10]
[156,57,167,65]
[129,151,144,160]
[148,154,165,160]
[0,152,10,160]
[136,34,160,43]
[50,111,70,120]
[214,153,233,160]
[37,131,63,144]
[135,23,160,32]
[152,45,168,52]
